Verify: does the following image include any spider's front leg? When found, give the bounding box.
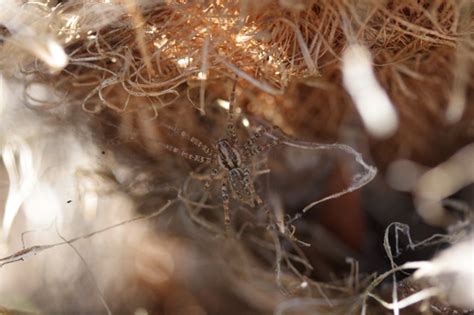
[162,143,212,163]
[160,123,214,156]
[226,80,240,145]
[243,126,281,157]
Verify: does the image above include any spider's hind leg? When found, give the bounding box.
[221,182,232,231]
[253,193,280,231]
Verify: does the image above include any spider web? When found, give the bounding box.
[262,122,377,224]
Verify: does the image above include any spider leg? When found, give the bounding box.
[204,167,221,191]
[160,123,214,156]
[242,168,256,197]
[245,167,275,225]
[244,125,276,149]
[191,167,221,181]
[221,181,231,228]
[244,137,281,157]
[254,194,277,226]
[226,80,239,145]
[162,143,212,164]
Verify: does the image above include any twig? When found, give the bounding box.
[0,199,176,268]
[55,223,112,315]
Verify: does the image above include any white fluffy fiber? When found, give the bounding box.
[414,236,474,309]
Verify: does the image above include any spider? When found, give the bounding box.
[159,82,280,228]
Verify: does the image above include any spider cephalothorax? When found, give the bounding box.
[216,139,242,170]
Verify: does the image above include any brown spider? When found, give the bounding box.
[160,82,280,227]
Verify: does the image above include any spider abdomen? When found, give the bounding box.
[228,167,255,206]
